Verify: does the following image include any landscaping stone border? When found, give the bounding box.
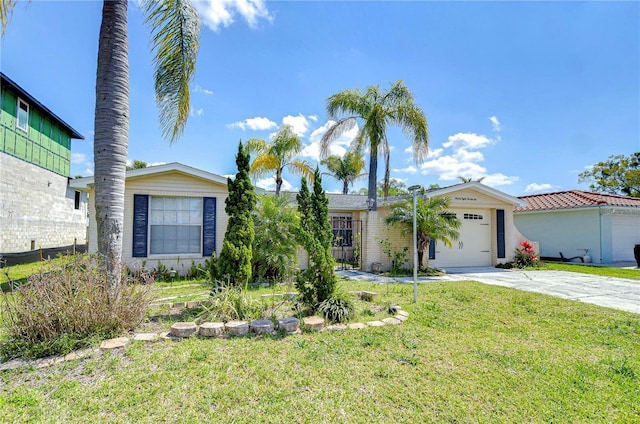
[0,301,410,372]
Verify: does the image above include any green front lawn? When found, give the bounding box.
[2,280,638,422]
[543,262,640,280]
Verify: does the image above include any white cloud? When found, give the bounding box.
[71,153,87,164]
[254,176,292,192]
[481,173,518,187]
[525,183,556,193]
[453,149,484,162]
[392,165,418,174]
[442,132,495,150]
[489,116,501,132]
[194,0,272,32]
[85,168,94,176]
[189,106,204,117]
[299,120,359,161]
[282,114,314,136]
[420,155,487,181]
[194,85,213,95]
[227,116,277,131]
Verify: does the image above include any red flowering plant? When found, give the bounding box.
[514,240,540,268]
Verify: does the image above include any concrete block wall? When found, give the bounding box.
[0,152,88,253]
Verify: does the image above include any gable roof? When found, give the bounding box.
[320,182,525,211]
[70,162,266,193]
[515,190,640,212]
[0,72,84,140]
[426,181,526,206]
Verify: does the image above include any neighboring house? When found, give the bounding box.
[515,190,640,264]
[0,72,87,255]
[71,163,266,273]
[72,164,527,273]
[320,182,527,271]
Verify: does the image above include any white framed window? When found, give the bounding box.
[17,98,29,132]
[149,197,202,255]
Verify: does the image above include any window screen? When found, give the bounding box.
[149,197,202,254]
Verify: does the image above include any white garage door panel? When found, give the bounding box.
[432,210,492,267]
[612,215,640,261]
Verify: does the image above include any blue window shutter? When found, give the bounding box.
[132,194,149,258]
[202,197,216,256]
[497,209,506,258]
[429,239,436,260]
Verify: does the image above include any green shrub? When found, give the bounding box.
[513,240,541,269]
[295,172,336,309]
[197,285,266,323]
[0,255,152,360]
[252,195,300,285]
[317,291,355,323]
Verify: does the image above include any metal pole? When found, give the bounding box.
[412,190,418,303]
[408,184,421,303]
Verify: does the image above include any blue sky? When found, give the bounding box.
[1,0,638,196]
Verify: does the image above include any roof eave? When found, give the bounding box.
[0,72,84,140]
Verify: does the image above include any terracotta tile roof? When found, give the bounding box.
[515,190,640,212]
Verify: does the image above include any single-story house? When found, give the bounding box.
[514,190,640,264]
[71,163,528,273]
[70,163,257,273]
[323,182,527,271]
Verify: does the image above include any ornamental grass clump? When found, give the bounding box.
[0,255,152,360]
[197,285,267,323]
[317,291,355,323]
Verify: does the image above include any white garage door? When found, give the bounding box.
[612,215,640,261]
[432,210,492,267]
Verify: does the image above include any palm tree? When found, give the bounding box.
[246,124,313,196]
[458,176,485,183]
[320,80,428,210]
[385,196,461,270]
[3,0,200,287]
[321,150,367,194]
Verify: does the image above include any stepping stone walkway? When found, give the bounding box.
[225,321,249,336]
[170,322,198,338]
[303,315,325,331]
[251,319,275,334]
[325,324,347,331]
[277,317,300,333]
[347,323,367,330]
[198,322,224,337]
[133,333,159,342]
[0,303,410,371]
[100,337,129,350]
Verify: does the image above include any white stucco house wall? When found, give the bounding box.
[514,190,640,264]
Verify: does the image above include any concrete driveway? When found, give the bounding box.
[339,267,640,315]
[441,268,640,315]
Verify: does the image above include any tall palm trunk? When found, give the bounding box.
[342,180,349,194]
[368,146,378,210]
[93,0,129,288]
[275,168,282,196]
